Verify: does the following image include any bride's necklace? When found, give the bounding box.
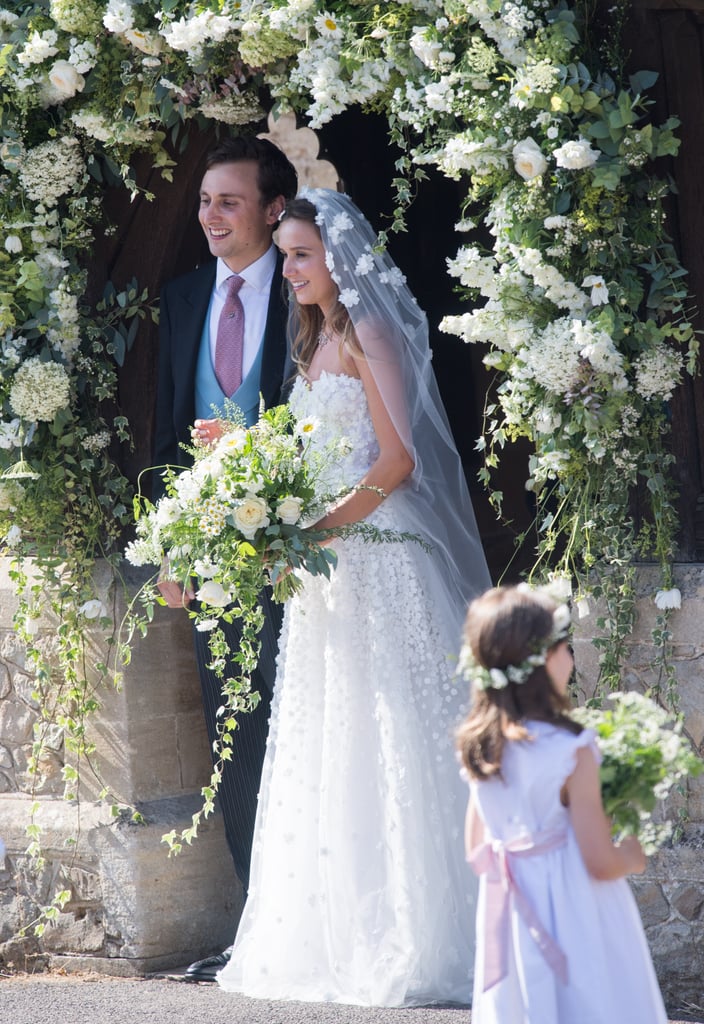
[317,328,332,349]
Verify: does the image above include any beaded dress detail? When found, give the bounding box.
[218,373,477,1006]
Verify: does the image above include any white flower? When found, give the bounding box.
[325,250,335,272]
[583,275,609,306]
[9,357,71,422]
[553,138,600,170]
[4,235,21,253]
[314,11,343,39]
[215,428,248,454]
[379,267,406,289]
[17,29,59,66]
[512,137,548,180]
[338,288,360,308]
[233,495,270,539]
[634,346,683,401]
[47,60,85,102]
[355,253,374,276]
[328,212,354,244]
[18,137,85,206]
[196,580,231,607]
[79,599,106,619]
[0,480,23,511]
[544,574,573,600]
[296,416,319,438]
[195,618,219,632]
[489,667,509,689]
[4,524,22,547]
[103,0,134,34]
[654,588,681,611]
[123,28,163,55]
[277,496,304,525]
[193,558,218,579]
[410,26,443,69]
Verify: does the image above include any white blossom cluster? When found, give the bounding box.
[157,8,235,61]
[512,247,589,316]
[47,282,82,362]
[9,356,71,423]
[634,345,684,401]
[18,137,85,206]
[435,133,511,181]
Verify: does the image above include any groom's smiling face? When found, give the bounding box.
[198,160,283,273]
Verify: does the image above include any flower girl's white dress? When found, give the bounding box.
[468,721,668,1024]
[218,372,487,1006]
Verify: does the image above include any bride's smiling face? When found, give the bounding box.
[278,219,338,316]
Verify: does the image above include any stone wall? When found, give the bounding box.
[0,559,240,975]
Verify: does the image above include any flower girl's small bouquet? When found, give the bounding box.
[573,691,703,854]
[123,402,412,850]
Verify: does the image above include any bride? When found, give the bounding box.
[217,188,491,1007]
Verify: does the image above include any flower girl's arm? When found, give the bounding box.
[566,746,647,880]
[464,792,486,861]
[314,353,414,532]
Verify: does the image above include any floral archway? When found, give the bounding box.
[0,1,697,832]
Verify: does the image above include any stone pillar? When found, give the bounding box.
[0,558,240,975]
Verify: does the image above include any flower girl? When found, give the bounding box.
[457,585,668,1023]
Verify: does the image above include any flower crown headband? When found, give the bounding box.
[458,601,572,692]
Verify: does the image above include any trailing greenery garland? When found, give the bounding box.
[0,0,698,935]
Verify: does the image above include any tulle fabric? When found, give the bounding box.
[292,187,492,631]
[218,372,489,1006]
[469,722,668,1024]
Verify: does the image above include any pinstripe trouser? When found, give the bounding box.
[192,589,283,895]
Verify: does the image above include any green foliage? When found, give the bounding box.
[0,0,700,935]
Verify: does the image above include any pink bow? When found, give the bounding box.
[469,829,569,991]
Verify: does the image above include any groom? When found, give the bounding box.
[153,135,298,980]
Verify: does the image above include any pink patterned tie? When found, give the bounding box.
[214,274,245,396]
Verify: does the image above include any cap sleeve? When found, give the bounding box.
[560,727,601,789]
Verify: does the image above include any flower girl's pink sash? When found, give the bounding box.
[468,828,569,991]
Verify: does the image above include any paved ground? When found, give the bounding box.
[1,971,703,1024]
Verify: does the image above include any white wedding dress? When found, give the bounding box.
[218,372,478,1006]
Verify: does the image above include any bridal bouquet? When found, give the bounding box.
[573,691,703,854]
[124,403,411,850]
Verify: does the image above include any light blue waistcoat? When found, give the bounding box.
[195,301,265,428]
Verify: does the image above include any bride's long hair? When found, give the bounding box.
[279,187,491,640]
[278,198,361,373]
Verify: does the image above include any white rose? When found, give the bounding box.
[276,496,303,525]
[4,235,22,253]
[79,599,106,619]
[553,138,599,170]
[233,495,270,539]
[196,580,230,607]
[512,137,548,180]
[48,59,85,100]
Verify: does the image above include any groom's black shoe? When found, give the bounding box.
[183,944,234,982]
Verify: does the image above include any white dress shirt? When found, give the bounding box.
[208,246,277,381]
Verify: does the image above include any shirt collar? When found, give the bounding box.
[216,246,277,294]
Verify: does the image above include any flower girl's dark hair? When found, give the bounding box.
[456,586,582,781]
